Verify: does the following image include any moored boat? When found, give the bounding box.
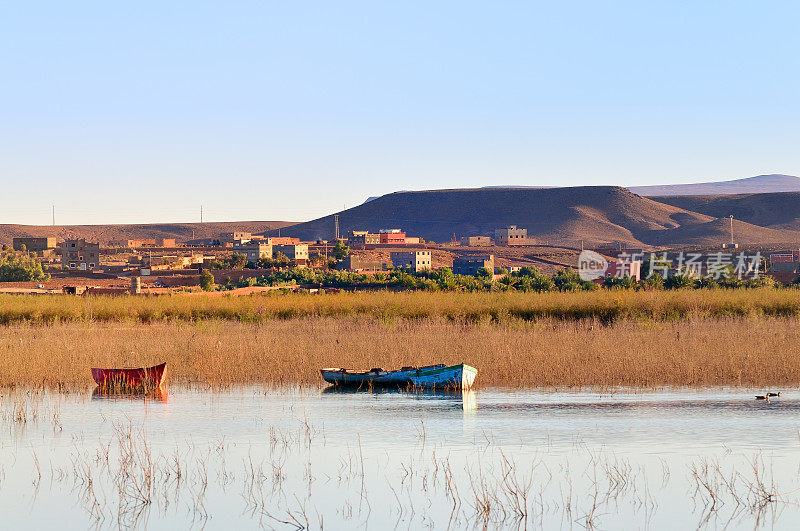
[320,363,477,390]
[90,362,167,391]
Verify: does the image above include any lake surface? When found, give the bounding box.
[2,386,800,529]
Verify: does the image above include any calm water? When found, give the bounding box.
[2,386,800,529]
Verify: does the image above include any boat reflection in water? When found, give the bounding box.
[91,386,169,403]
[322,385,476,413]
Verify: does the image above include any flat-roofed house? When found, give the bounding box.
[274,244,309,266]
[61,239,101,271]
[13,237,56,254]
[113,239,157,248]
[494,226,528,246]
[347,231,381,247]
[379,229,406,244]
[337,255,384,272]
[268,237,301,245]
[391,250,432,272]
[452,254,495,276]
[234,242,273,263]
[460,236,491,247]
[221,232,252,245]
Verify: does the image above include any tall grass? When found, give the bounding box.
[1,317,798,389]
[2,289,800,324]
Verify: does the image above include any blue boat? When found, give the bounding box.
[320,363,477,390]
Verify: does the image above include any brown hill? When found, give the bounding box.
[265,186,725,246]
[636,217,800,246]
[651,192,800,231]
[0,221,296,246]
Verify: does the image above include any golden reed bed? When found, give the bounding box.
[1,317,798,389]
[2,288,800,324]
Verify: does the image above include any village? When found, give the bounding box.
[0,221,792,295]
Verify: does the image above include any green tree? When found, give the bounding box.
[199,270,215,291]
[0,252,49,282]
[552,268,592,291]
[515,266,542,277]
[273,252,290,268]
[743,275,777,289]
[641,255,671,279]
[333,240,349,260]
[642,273,664,290]
[664,273,696,289]
[695,276,718,289]
[435,267,457,290]
[476,267,493,281]
[230,253,248,269]
[530,274,554,292]
[603,275,634,289]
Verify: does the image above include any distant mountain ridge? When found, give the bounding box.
[629,174,800,196]
[0,221,296,246]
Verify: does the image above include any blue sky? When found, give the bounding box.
[1,1,799,224]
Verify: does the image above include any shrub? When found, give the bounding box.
[199,270,215,291]
[0,251,49,282]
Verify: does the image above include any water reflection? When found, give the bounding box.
[1,386,799,529]
[91,386,169,402]
[322,385,477,412]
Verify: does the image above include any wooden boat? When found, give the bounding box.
[90,362,167,391]
[320,363,477,390]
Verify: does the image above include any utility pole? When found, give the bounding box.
[729,215,734,245]
[334,214,340,240]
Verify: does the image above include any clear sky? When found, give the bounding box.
[2,1,799,225]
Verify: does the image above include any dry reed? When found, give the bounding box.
[0,316,798,389]
[2,288,800,325]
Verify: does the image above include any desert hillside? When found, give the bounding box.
[0,221,296,246]
[264,186,720,246]
[651,191,800,231]
[265,185,800,247]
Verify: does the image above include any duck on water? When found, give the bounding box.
[755,392,781,401]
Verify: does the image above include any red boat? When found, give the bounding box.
[90,362,167,391]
